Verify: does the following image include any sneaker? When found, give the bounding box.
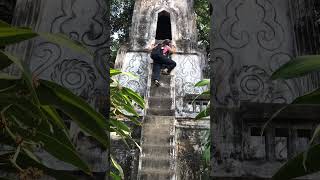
[154,80,160,87]
[162,68,170,75]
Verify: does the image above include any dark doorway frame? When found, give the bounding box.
[155,10,172,40]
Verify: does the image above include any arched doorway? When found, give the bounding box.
[155,10,172,40]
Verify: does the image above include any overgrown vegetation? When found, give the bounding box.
[271,55,320,180]
[194,0,210,55]
[193,79,210,178]
[110,0,135,66]
[0,20,144,180]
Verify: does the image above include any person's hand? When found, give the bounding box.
[171,45,177,53]
[147,43,155,51]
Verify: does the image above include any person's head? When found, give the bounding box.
[162,39,171,46]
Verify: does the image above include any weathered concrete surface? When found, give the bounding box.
[138,74,175,180]
[4,0,110,177]
[115,0,207,118]
[176,119,210,180]
[210,0,320,179]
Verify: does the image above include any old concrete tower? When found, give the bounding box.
[114,0,210,179]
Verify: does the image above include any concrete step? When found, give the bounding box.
[141,144,174,156]
[151,75,172,87]
[142,124,172,134]
[147,108,175,116]
[139,168,174,180]
[141,156,171,169]
[160,75,172,84]
[148,97,172,109]
[141,134,174,145]
[144,116,174,124]
[150,86,171,97]
[142,123,171,130]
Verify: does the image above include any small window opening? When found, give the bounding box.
[297,129,311,138]
[275,128,289,137]
[155,11,172,40]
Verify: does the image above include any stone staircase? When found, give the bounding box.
[138,74,175,180]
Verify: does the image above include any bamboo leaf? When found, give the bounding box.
[110,69,122,77]
[41,106,68,132]
[110,119,131,133]
[195,79,210,87]
[37,80,109,148]
[41,106,75,149]
[11,127,91,175]
[0,20,10,27]
[111,156,124,180]
[0,51,13,70]
[195,105,210,120]
[110,172,122,180]
[271,55,320,80]
[39,33,93,58]
[0,73,18,80]
[122,87,145,108]
[292,88,320,104]
[272,144,320,180]
[0,51,41,108]
[0,27,38,46]
[0,153,79,180]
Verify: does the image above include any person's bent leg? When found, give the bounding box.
[162,56,176,73]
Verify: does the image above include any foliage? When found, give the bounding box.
[200,130,210,179]
[194,79,210,120]
[271,55,320,180]
[110,0,135,66]
[0,20,144,180]
[194,0,210,54]
[194,79,210,178]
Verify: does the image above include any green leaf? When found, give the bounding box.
[41,106,75,149]
[202,144,210,165]
[0,51,13,70]
[0,73,18,80]
[0,20,10,27]
[110,119,131,133]
[195,105,210,120]
[41,106,68,131]
[271,55,320,80]
[110,69,122,77]
[0,153,79,180]
[1,51,41,108]
[272,144,320,180]
[110,172,122,180]
[39,33,93,58]
[37,80,109,148]
[0,79,20,92]
[122,87,145,108]
[0,27,38,46]
[195,79,210,87]
[0,50,23,71]
[11,127,91,175]
[111,156,124,180]
[124,115,141,126]
[292,88,320,104]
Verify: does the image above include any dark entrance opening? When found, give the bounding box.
[155,11,172,40]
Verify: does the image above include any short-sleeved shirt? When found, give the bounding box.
[162,45,171,56]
